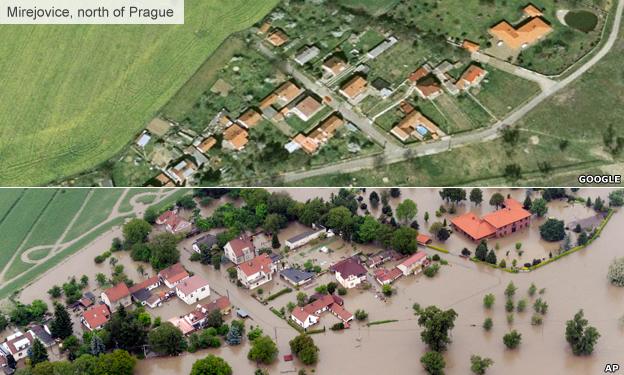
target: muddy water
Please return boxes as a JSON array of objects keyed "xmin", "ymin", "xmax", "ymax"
[{"xmin": 11, "ymin": 188, "xmax": 623, "ymax": 374}]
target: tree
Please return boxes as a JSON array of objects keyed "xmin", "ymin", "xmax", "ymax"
[
  {"xmin": 104, "ymin": 306, "xmax": 147, "ymax": 354},
  {"xmin": 416, "ymin": 305, "xmax": 458, "ymax": 352},
  {"xmin": 489, "ymin": 193, "xmax": 504, "ymax": 208},
  {"xmin": 206, "ymin": 309, "xmax": 224, "ymax": 328},
  {"xmin": 149, "ymin": 233, "xmax": 180, "ymax": 270},
  {"xmin": 190, "ymin": 354, "xmax": 232, "ymax": 375},
  {"xmin": 483, "ymin": 318, "xmax": 493, "ymax": 331},
  {"xmin": 539, "ymin": 219, "xmax": 565, "ymax": 241},
  {"xmin": 47, "ymin": 285, "xmax": 62, "ymax": 299},
  {"xmin": 271, "ymin": 232, "xmax": 280, "ymax": 249},
  {"xmin": 420, "ymin": 351, "xmax": 445, "ymax": 375},
  {"xmin": 389, "ymin": 188, "xmax": 401, "ymax": 198},
  {"xmin": 502, "ymin": 330, "xmax": 521, "ymax": 349},
  {"xmin": 0, "ymin": 313, "xmax": 8, "ymax": 331},
  {"xmin": 289, "ymin": 334, "xmax": 319, "ymax": 365},
  {"xmin": 50, "ymin": 303, "xmax": 73, "ymax": 340},
  {"xmin": 176, "ymin": 195, "xmax": 197, "ymax": 210},
  {"xmin": 485, "ymin": 250, "xmax": 497, "ymax": 265},
  {"xmin": 225, "ymin": 323, "xmax": 242, "ymax": 345},
  {"xmin": 609, "ymin": 189, "xmax": 624, "ymax": 207},
  {"xmin": 608, "ymin": 257, "xmax": 624, "ymax": 286},
  {"xmin": 469, "ymin": 188, "xmax": 483, "ymax": 206},
  {"xmin": 263, "ymin": 213, "xmax": 285, "ymax": 234},
  {"xmin": 470, "ymin": 355, "xmax": 493, "ymax": 374},
  {"xmin": 90, "ymin": 333, "xmax": 106, "ymax": 356},
  {"xmin": 437, "ymin": 227, "xmax": 450, "ymax": 242},
  {"xmin": 483, "ymin": 294, "xmax": 495, "ymax": 309},
  {"xmin": 565, "ymin": 309, "xmax": 600, "ymax": 355},
  {"xmin": 577, "ymin": 231, "xmax": 589, "ymax": 246},
  {"xmin": 475, "ymin": 241, "xmax": 488, "ymax": 261},
  {"xmin": 530, "ymin": 198, "xmax": 548, "ymax": 217},
  {"xmin": 326, "ymin": 206, "xmax": 354, "ymax": 240},
  {"xmin": 354, "ymin": 309, "xmax": 368, "ymax": 321},
  {"xmin": 594, "ymin": 197, "xmax": 605, "ymax": 212},
  {"xmin": 523, "ymin": 195, "xmax": 532, "ymax": 210},
  {"xmin": 357, "ymin": 215, "xmax": 382, "ymax": 243},
  {"xmin": 369, "ymin": 191, "xmax": 380, "ymax": 208},
  {"xmin": 62, "ymin": 335, "xmax": 81, "ymax": 360},
  {"xmin": 396, "ymin": 199, "xmax": 417, "ymax": 224},
  {"xmin": 148, "ymin": 322, "xmax": 186, "ymax": 356},
  {"xmin": 247, "ymin": 335, "xmax": 278, "ymax": 365},
  {"xmin": 122, "ymin": 219, "xmax": 152, "ymax": 245},
  {"xmin": 29, "ymin": 339, "xmax": 48, "ymax": 367},
  {"xmin": 391, "ymin": 227, "xmax": 418, "ymax": 255},
  {"xmin": 504, "ymin": 282, "xmax": 517, "ymax": 298}
]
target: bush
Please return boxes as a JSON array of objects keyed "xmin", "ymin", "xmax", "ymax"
[
  {"xmin": 354, "ymin": 309, "xmax": 368, "ymax": 321},
  {"xmin": 539, "ymin": 218, "xmax": 565, "ymax": 241},
  {"xmin": 483, "ymin": 318, "xmax": 493, "ymax": 331},
  {"xmin": 423, "ymin": 264, "xmax": 440, "ymax": 278},
  {"xmin": 432, "ymin": 254, "xmax": 441, "ymax": 261},
  {"xmin": 330, "ymin": 322, "xmax": 344, "ymax": 331},
  {"xmin": 483, "ymin": 294, "xmax": 495, "ymax": 309},
  {"xmin": 503, "ymin": 330, "xmax": 522, "ymax": 349},
  {"xmin": 607, "ymin": 257, "xmax": 624, "ymax": 286},
  {"xmin": 531, "ymin": 314, "xmax": 543, "ymax": 326},
  {"xmin": 421, "ymin": 351, "xmax": 445, "ymax": 375},
  {"xmin": 516, "ymin": 299, "xmax": 527, "ymax": 313},
  {"xmin": 337, "ymin": 287, "xmax": 347, "ymax": 296}
]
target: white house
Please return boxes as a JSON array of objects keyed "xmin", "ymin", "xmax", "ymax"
[
  {"xmin": 291, "ymin": 307, "xmax": 320, "ymax": 329},
  {"xmin": 237, "ymin": 254, "xmax": 277, "ymax": 289},
  {"xmin": 101, "ymin": 283, "xmax": 131, "ymax": 310},
  {"xmin": 285, "ymin": 228, "xmax": 327, "ymax": 250},
  {"xmin": 224, "ymin": 236, "xmax": 256, "ymax": 265},
  {"xmin": 81, "ymin": 304, "xmax": 111, "ymax": 331},
  {"xmin": 175, "ymin": 275, "xmax": 211, "ymax": 305},
  {"xmin": 156, "ymin": 210, "xmax": 192, "ymax": 235},
  {"xmin": 397, "ymin": 252, "xmax": 428, "ymax": 276},
  {"xmin": 332, "ymin": 258, "xmax": 367, "ymax": 289},
  {"xmin": 1, "ymin": 331, "xmax": 33, "ymax": 361},
  {"xmin": 158, "ymin": 263, "xmax": 190, "ymax": 288}
]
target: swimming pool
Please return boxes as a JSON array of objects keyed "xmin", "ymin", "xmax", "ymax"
[{"xmin": 416, "ymin": 125, "xmax": 429, "ymax": 136}]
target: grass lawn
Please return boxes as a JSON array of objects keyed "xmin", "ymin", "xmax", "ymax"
[
  {"xmin": 367, "ymin": 38, "xmax": 430, "ymax": 86},
  {"xmin": 26, "ymin": 248, "xmax": 52, "ymax": 262},
  {"xmin": 470, "ymin": 68, "xmax": 541, "ymax": 118},
  {"xmin": 454, "ymin": 94, "xmax": 496, "ymax": 129},
  {"xmin": 0, "ymin": 189, "xmax": 25, "ymax": 222},
  {"xmin": 285, "ymin": 107, "xmax": 333, "ymax": 134},
  {"xmin": 65, "ymin": 189, "xmax": 125, "ymax": 240},
  {"xmin": 0, "ymin": 0, "xmax": 279, "ymax": 186}
]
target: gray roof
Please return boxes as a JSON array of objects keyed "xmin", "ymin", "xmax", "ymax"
[
  {"xmin": 131, "ymin": 288, "xmax": 152, "ymax": 302},
  {"xmin": 194, "ymin": 234, "xmax": 218, "ymax": 248},
  {"xmin": 30, "ymin": 325, "xmax": 54, "ymax": 346},
  {"xmin": 280, "ymin": 268, "xmax": 315, "ymax": 283},
  {"xmin": 286, "ymin": 230, "xmax": 320, "ymax": 243}
]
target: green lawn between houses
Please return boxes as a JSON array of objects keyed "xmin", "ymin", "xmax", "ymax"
[{"xmin": 0, "ymin": 0, "xmax": 279, "ymax": 186}]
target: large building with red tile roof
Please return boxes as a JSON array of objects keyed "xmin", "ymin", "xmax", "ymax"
[
  {"xmin": 290, "ymin": 294, "xmax": 353, "ymax": 330},
  {"xmin": 451, "ymin": 198, "xmax": 531, "ymax": 241},
  {"xmin": 156, "ymin": 210, "xmax": 192, "ymax": 234},
  {"xmin": 158, "ymin": 263, "xmax": 190, "ymax": 288},
  {"xmin": 224, "ymin": 236, "xmax": 256, "ymax": 265},
  {"xmin": 236, "ymin": 253, "xmax": 277, "ymax": 289},
  {"xmin": 101, "ymin": 283, "xmax": 131, "ymax": 310},
  {"xmin": 489, "ymin": 5, "xmax": 552, "ymax": 50},
  {"xmin": 81, "ymin": 304, "xmax": 111, "ymax": 331}
]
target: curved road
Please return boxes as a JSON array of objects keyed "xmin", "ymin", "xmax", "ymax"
[{"xmin": 279, "ymin": 0, "xmax": 624, "ymax": 183}]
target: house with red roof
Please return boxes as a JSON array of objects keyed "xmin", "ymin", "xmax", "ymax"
[
  {"xmin": 175, "ymin": 275, "xmax": 210, "ymax": 304},
  {"xmin": 237, "ymin": 254, "xmax": 277, "ymax": 289},
  {"xmin": 451, "ymin": 198, "xmax": 531, "ymax": 241},
  {"xmin": 417, "ymin": 234, "xmax": 433, "ymax": 245},
  {"xmin": 397, "ymin": 252, "xmax": 429, "ymax": 276},
  {"xmin": 290, "ymin": 294, "xmax": 353, "ymax": 330},
  {"xmin": 224, "ymin": 236, "xmax": 257, "ymax": 265},
  {"xmin": 101, "ymin": 283, "xmax": 131, "ymax": 310},
  {"xmin": 158, "ymin": 263, "xmax": 190, "ymax": 288},
  {"xmin": 156, "ymin": 210, "xmax": 192, "ymax": 235},
  {"xmin": 455, "ymin": 64, "xmax": 487, "ymax": 91},
  {"xmin": 331, "ymin": 257, "xmax": 367, "ymax": 289},
  {"xmin": 182, "ymin": 297, "xmax": 232, "ymax": 330},
  {"xmin": 1, "ymin": 331, "xmax": 34, "ymax": 361},
  {"xmin": 374, "ymin": 267, "xmax": 403, "ymax": 285},
  {"xmin": 81, "ymin": 304, "xmax": 111, "ymax": 331}
]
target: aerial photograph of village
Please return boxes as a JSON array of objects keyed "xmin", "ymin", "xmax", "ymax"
[
  {"xmin": 0, "ymin": 187, "xmax": 623, "ymax": 374},
  {"xmin": 1, "ymin": 0, "xmax": 622, "ymax": 187}
]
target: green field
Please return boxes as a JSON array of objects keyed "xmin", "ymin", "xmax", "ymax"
[
  {"xmin": 470, "ymin": 68, "xmax": 541, "ymax": 118},
  {"xmin": 0, "ymin": 0, "xmax": 279, "ymax": 186},
  {"xmin": 337, "ymin": 0, "xmax": 400, "ymax": 16},
  {"xmin": 64, "ymin": 189, "xmax": 125, "ymax": 241}
]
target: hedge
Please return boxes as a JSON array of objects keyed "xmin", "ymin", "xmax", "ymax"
[
  {"xmin": 426, "ymin": 244, "xmax": 450, "ymax": 254},
  {"xmin": 266, "ymin": 287, "xmax": 292, "ymax": 301},
  {"xmin": 366, "ymin": 319, "xmax": 398, "ymax": 327}
]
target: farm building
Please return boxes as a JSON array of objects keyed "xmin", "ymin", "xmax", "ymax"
[{"xmin": 451, "ymin": 198, "xmax": 531, "ymax": 241}]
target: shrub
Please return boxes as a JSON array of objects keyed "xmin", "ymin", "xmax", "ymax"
[
  {"xmin": 354, "ymin": 309, "xmax": 368, "ymax": 321},
  {"xmin": 607, "ymin": 257, "xmax": 624, "ymax": 286},
  {"xmin": 516, "ymin": 299, "xmax": 527, "ymax": 313},
  {"xmin": 423, "ymin": 264, "xmax": 440, "ymax": 278},
  {"xmin": 505, "ymin": 299, "xmax": 514, "ymax": 312},
  {"xmin": 531, "ymin": 314, "xmax": 543, "ymax": 326},
  {"xmin": 483, "ymin": 294, "xmax": 495, "ymax": 309},
  {"xmin": 432, "ymin": 254, "xmax": 441, "ymax": 261},
  {"xmin": 503, "ymin": 330, "xmax": 522, "ymax": 349},
  {"xmin": 483, "ymin": 318, "xmax": 493, "ymax": 331}
]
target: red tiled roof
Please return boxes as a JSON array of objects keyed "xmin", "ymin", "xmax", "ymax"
[
  {"xmin": 103, "ymin": 283, "xmax": 130, "ymax": 302},
  {"xmin": 409, "ymin": 66, "xmax": 431, "ymax": 82},
  {"xmin": 203, "ymin": 296, "xmax": 231, "ymax": 313},
  {"xmin": 374, "ymin": 267, "xmax": 403, "ymax": 283},
  {"xmin": 329, "ymin": 302, "xmax": 353, "ymax": 322},
  {"xmin": 332, "ymin": 258, "xmax": 366, "ymax": 278},
  {"xmin": 158, "ymin": 263, "xmax": 189, "ymax": 284},
  {"xmin": 483, "ymin": 198, "xmax": 531, "ymax": 228},
  {"xmin": 238, "ymin": 254, "xmax": 273, "ymax": 277},
  {"xmin": 451, "ymin": 212, "xmax": 496, "ymax": 241},
  {"xmin": 303, "ymin": 294, "xmax": 334, "ymax": 314},
  {"xmin": 176, "ymin": 275, "xmax": 210, "ymax": 295},
  {"xmin": 417, "ymin": 234, "xmax": 432, "ymax": 245},
  {"xmin": 292, "ymin": 307, "xmax": 313, "ymax": 322},
  {"xmin": 129, "ymin": 275, "xmax": 159, "ymax": 294},
  {"xmin": 83, "ymin": 304, "xmax": 111, "ymax": 329},
  {"xmin": 4, "ymin": 331, "xmax": 34, "ymax": 355},
  {"xmin": 400, "ymin": 252, "xmax": 428, "ymax": 268},
  {"xmin": 227, "ymin": 237, "xmax": 255, "ymax": 257}
]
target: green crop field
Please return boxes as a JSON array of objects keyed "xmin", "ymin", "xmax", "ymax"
[
  {"xmin": 64, "ymin": 189, "xmax": 125, "ymax": 241},
  {"xmin": 0, "ymin": 0, "xmax": 279, "ymax": 186}
]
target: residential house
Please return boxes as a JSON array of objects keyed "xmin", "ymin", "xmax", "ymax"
[
  {"xmin": 451, "ymin": 198, "xmax": 531, "ymax": 241},
  {"xmin": 285, "ymin": 228, "xmax": 326, "ymax": 250},
  {"xmin": 291, "ymin": 294, "xmax": 353, "ymax": 330},
  {"xmin": 182, "ymin": 297, "xmax": 232, "ymax": 330},
  {"xmin": 192, "ymin": 233, "xmax": 218, "ymax": 253},
  {"xmin": 331, "ymin": 257, "xmax": 367, "ymax": 289},
  {"xmin": 489, "ymin": 5, "xmax": 552, "ymax": 50},
  {"xmin": 168, "ymin": 159, "xmax": 198, "ymax": 185},
  {"xmin": 308, "ymin": 115, "xmax": 344, "ymax": 145},
  {"xmin": 456, "ymin": 64, "xmax": 487, "ymax": 91},
  {"xmin": 397, "ymin": 252, "xmax": 429, "ymax": 276},
  {"xmin": 176, "ymin": 275, "xmax": 211, "ymax": 304},
  {"xmin": 156, "ymin": 210, "xmax": 192, "ymax": 235},
  {"xmin": 1, "ymin": 331, "xmax": 33, "ymax": 361},
  {"xmin": 366, "ymin": 36, "xmax": 398, "ymax": 59},
  {"xmin": 374, "ymin": 267, "xmax": 403, "ymax": 285},
  {"xmin": 291, "ymin": 96, "xmax": 323, "ymax": 122},
  {"xmin": 27, "ymin": 325, "xmax": 54, "ymax": 348},
  {"xmin": 101, "ymin": 283, "xmax": 131, "ymax": 310},
  {"xmin": 136, "ymin": 131, "xmax": 151, "ymax": 148},
  {"xmin": 294, "ymin": 45, "xmax": 321, "ymax": 66},
  {"xmin": 158, "ymin": 263, "xmax": 190, "ymax": 288},
  {"xmin": 195, "ymin": 137, "xmax": 217, "ymax": 154},
  {"xmin": 322, "ymin": 56, "xmax": 347, "ymax": 77},
  {"xmin": 238, "ymin": 108, "xmax": 263, "ymax": 129},
  {"xmin": 168, "ymin": 317, "xmax": 195, "ymax": 336},
  {"xmin": 222, "ymin": 124, "xmax": 249, "ymax": 151},
  {"xmin": 417, "ymin": 234, "xmax": 433, "ymax": 246},
  {"xmin": 267, "ymin": 29, "xmax": 289, "ymax": 47},
  {"xmin": 237, "ymin": 254, "xmax": 277, "ymax": 289},
  {"xmin": 280, "ymin": 268, "xmax": 315, "ymax": 286},
  {"xmin": 274, "ymin": 81, "xmax": 303, "ymax": 106},
  {"xmin": 81, "ymin": 304, "xmax": 111, "ymax": 331},
  {"xmin": 224, "ymin": 236, "xmax": 256, "ymax": 265},
  {"xmin": 339, "ymin": 75, "xmax": 368, "ymax": 101},
  {"xmin": 391, "ymin": 111, "xmax": 444, "ymax": 142},
  {"xmin": 129, "ymin": 276, "xmax": 161, "ymax": 306},
  {"xmin": 462, "ymin": 39, "xmax": 480, "ymax": 53}
]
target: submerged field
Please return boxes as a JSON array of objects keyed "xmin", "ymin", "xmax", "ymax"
[{"xmin": 0, "ymin": 0, "xmax": 278, "ymax": 186}]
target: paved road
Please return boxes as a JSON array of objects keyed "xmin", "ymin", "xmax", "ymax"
[
  {"xmin": 279, "ymin": 0, "xmax": 624, "ymax": 183},
  {"xmin": 471, "ymin": 52, "xmax": 556, "ymax": 91}
]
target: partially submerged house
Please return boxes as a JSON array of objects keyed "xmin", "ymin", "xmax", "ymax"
[
  {"xmin": 192, "ymin": 234, "xmax": 219, "ymax": 253},
  {"xmin": 101, "ymin": 283, "xmax": 131, "ymax": 310},
  {"xmin": 397, "ymin": 252, "xmax": 429, "ymax": 276},
  {"xmin": 237, "ymin": 253, "xmax": 277, "ymax": 289},
  {"xmin": 1, "ymin": 331, "xmax": 33, "ymax": 361},
  {"xmin": 156, "ymin": 210, "xmax": 192, "ymax": 235},
  {"xmin": 224, "ymin": 236, "xmax": 257, "ymax": 265},
  {"xmin": 291, "ymin": 294, "xmax": 353, "ymax": 330},
  {"xmin": 451, "ymin": 198, "xmax": 531, "ymax": 241},
  {"xmin": 175, "ymin": 275, "xmax": 211, "ymax": 305},
  {"xmin": 81, "ymin": 304, "xmax": 111, "ymax": 331},
  {"xmin": 158, "ymin": 263, "xmax": 190, "ymax": 288},
  {"xmin": 285, "ymin": 227, "xmax": 326, "ymax": 250},
  {"xmin": 331, "ymin": 257, "xmax": 367, "ymax": 289},
  {"xmin": 280, "ymin": 268, "xmax": 315, "ymax": 286}
]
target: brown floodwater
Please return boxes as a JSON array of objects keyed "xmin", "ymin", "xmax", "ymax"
[{"xmin": 8, "ymin": 188, "xmax": 623, "ymax": 374}]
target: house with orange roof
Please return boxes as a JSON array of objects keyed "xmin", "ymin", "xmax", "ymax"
[
  {"xmin": 489, "ymin": 5, "xmax": 552, "ymax": 50},
  {"xmin": 238, "ymin": 108, "xmax": 263, "ymax": 128},
  {"xmin": 289, "ymin": 134, "xmax": 319, "ymax": 155},
  {"xmin": 236, "ymin": 253, "xmax": 277, "ymax": 289},
  {"xmin": 290, "ymin": 294, "xmax": 353, "ymax": 330},
  {"xmin": 196, "ymin": 137, "xmax": 217, "ymax": 154},
  {"xmin": 158, "ymin": 263, "xmax": 190, "ymax": 288},
  {"xmin": 462, "ymin": 39, "xmax": 480, "ymax": 53},
  {"xmin": 291, "ymin": 95, "xmax": 323, "ymax": 121},
  {"xmin": 81, "ymin": 304, "xmax": 111, "ymax": 331},
  {"xmin": 222, "ymin": 124, "xmax": 249, "ymax": 151},
  {"xmin": 339, "ymin": 75, "xmax": 368, "ymax": 101},
  {"xmin": 455, "ymin": 64, "xmax": 488, "ymax": 91},
  {"xmin": 417, "ymin": 234, "xmax": 433, "ymax": 245},
  {"xmin": 224, "ymin": 236, "xmax": 256, "ymax": 264},
  {"xmin": 451, "ymin": 198, "xmax": 531, "ymax": 241},
  {"xmin": 374, "ymin": 267, "xmax": 403, "ymax": 285},
  {"xmin": 156, "ymin": 210, "xmax": 192, "ymax": 234},
  {"xmin": 275, "ymin": 81, "xmax": 303, "ymax": 105},
  {"xmin": 267, "ymin": 29, "xmax": 289, "ymax": 47},
  {"xmin": 257, "ymin": 21, "xmax": 271, "ymax": 34},
  {"xmin": 391, "ymin": 111, "xmax": 444, "ymax": 142},
  {"xmin": 309, "ymin": 114, "xmax": 344, "ymax": 143},
  {"xmin": 322, "ymin": 56, "xmax": 347, "ymax": 77},
  {"xmin": 101, "ymin": 283, "xmax": 131, "ymax": 310}
]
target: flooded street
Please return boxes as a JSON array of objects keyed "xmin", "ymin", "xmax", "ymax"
[{"xmin": 8, "ymin": 188, "xmax": 623, "ymax": 374}]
